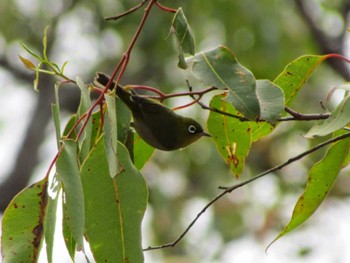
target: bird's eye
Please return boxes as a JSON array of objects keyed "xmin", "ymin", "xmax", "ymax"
[{"xmin": 188, "ymin": 125, "xmax": 197, "ymax": 134}]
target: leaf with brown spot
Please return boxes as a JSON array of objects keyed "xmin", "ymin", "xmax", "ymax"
[
  {"xmin": 207, "ymin": 94, "xmax": 252, "ymax": 177},
  {"xmin": 1, "ymin": 178, "xmax": 48, "ymax": 263},
  {"xmin": 268, "ymin": 132, "xmax": 350, "ymax": 249}
]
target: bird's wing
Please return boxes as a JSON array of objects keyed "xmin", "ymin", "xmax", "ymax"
[{"xmin": 131, "ymin": 95, "xmax": 174, "ymax": 115}]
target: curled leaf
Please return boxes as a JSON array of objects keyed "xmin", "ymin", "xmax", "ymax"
[
  {"xmin": 171, "ymin": 8, "xmax": 195, "ymax": 69},
  {"xmin": 305, "ymin": 95, "xmax": 350, "ymax": 138}
]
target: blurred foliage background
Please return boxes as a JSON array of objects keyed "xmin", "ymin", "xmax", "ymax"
[{"xmin": 1, "ymin": 0, "xmax": 350, "ymax": 262}]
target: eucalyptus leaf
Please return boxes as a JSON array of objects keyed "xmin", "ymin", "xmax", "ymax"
[
  {"xmin": 207, "ymin": 94, "xmax": 252, "ymax": 176},
  {"xmin": 43, "ymin": 181, "xmax": 60, "ymax": 263},
  {"xmin": 116, "ymin": 95, "xmax": 132, "ymax": 144},
  {"xmin": 305, "ymin": 95, "xmax": 350, "ymax": 138},
  {"xmin": 51, "ymin": 82, "xmax": 61, "ymax": 148},
  {"xmin": 190, "ymin": 45, "xmax": 260, "ymax": 120},
  {"xmin": 268, "ymin": 133, "xmax": 350, "ymax": 248},
  {"xmin": 82, "ymin": 136, "xmax": 148, "ymax": 263},
  {"xmin": 274, "ymin": 55, "xmax": 325, "ymax": 106},
  {"xmin": 62, "ymin": 199, "xmax": 76, "ymax": 260},
  {"xmin": 256, "ymin": 79, "xmax": 284, "ymax": 124},
  {"xmin": 56, "ymin": 139, "xmax": 85, "ymax": 251},
  {"xmin": 104, "ymin": 92, "xmax": 121, "ymax": 178},
  {"xmin": 133, "ymin": 133, "xmax": 155, "ymax": 170},
  {"xmin": 1, "ymin": 178, "xmax": 48, "ymax": 263},
  {"xmin": 76, "ymin": 77, "xmax": 93, "ymax": 161},
  {"xmin": 172, "ymin": 7, "xmax": 195, "ymax": 69}
]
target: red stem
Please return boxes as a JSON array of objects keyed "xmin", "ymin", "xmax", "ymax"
[
  {"xmin": 324, "ymin": 53, "xmax": 350, "ymax": 64},
  {"xmin": 75, "ymin": 0, "xmax": 157, "ymax": 141},
  {"xmin": 155, "ymin": 1, "xmax": 177, "ymax": 13},
  {"xmin": 128, "ymin": 85, "xmax": 166, "ymax": 97},
  {"xmin": 105, "ymin": 0, "xmax": 148, "ymax": 21}
]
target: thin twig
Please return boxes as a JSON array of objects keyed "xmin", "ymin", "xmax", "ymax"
[
  {"xmin": 196, "ymin": 102, "xmax": 331, "ymax": 122},
  {"xmin": 285, "ymin": 106, "xmax": 330, "ymax": 120},
  {"xmin": 155, "ymin": 1, "xmax": 177, "ymax": 13},
  {"xmin": 105, "ymin": 0, "xmax": 148, "ymax": 21},
  {"xmin": 75, "ymin": 0, "xmax": 158, "ymax": 141},
  {"xmin": 144, "ymin": 131, "xmax": 350, "ymax": 251}
]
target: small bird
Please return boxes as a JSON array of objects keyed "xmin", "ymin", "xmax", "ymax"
[{"xmin": 95, "ymin": 73, "xmax": 210, "ymax": 151}]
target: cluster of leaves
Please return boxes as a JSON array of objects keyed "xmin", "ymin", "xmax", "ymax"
[{"xmin": 2, "ymin": 2, "xmax": 350, "ymax": 263}]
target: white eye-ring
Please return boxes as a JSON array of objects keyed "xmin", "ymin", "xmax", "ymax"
[{"xmin": 188, "ymin": 125, "xmax": 197, "ymax": 134}]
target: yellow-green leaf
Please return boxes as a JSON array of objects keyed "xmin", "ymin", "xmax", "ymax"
[
  {"xmin": 207, "ymin": 94, "xmax": 252, "ymax": 176},
  {"xmin": 268, "ymin": 134, "xmax": 350, "ymax": 248},
  {"xmin": 1, "ymin": 178, "xmax": 48, "ymax": 263},
  {"xmin": 274, "ymin": 55, "xmax": 326, "ymax": 106},
  {"xmin": 18, "ymin": 55, "xmax": 36, "ymax": 70}
]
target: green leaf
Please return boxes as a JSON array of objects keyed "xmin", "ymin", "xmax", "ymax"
[
  {"xmin": 19, "ymin": 41, "xmax": 41, "ymax": 61},
  {"xmin": 251, "ymin": 55, "xmax": 328, "ymax": 141},
  {"xmin": 274, "ymin": 55, "xmax": 326, "ymax": 106},
  {"xmin": 42, "ymin": 26, "xmax": 50, "ymax": 61},
  {"xmin": 133, "ymin": 133, "xmax": 155, "ymax": 170},
  {"xmin": 268, "ymin": 134, "xmax": 350, "ymax": 248},
  {"xmin": 82, "ymin": 136, "xmax": 148, "ymax": 263},
  {"xmin": 190, "ymin": 45, "xmax": 260, "ymax": 120},
  {"xmin": 43, "ymin": 181, "xmax": 60, "ymax": 263},
  {"xmin": 63, "ymin": 115, "xmax": 78, "ymax": 138},
  {"xmin": 56, "ymin": 139, "xmax": 85, "ymax": 251},
  {"xmin": 305, "ymin": 95, "xmax": 350, "ymax": 138},
  {"xmin": 116, "ymin": 96, "xmax": 132, "ymax": 144},
  {"xmin": 77, "ymin": 77, "xmax": 91, "ymax": 117},
  {"xmin": 208, "ymin": 94, "xmax": 252, "ymax": 176},
  {"xmin": 256, "ymin": 79, "xmax": 284, "ymax": 124},
  {"xmin": 1, "ymin": 178, "xmax": 48, "ymax": 263},
  {"xmin": 172, "ymin": 7, "xmax": 195, "ymax": 69},
  {"xmin": 90, "ymin": 110, "xmax": 103, "ymax": 146},
  {"xmin": 62, "ymin": 199, "xmax": 76, "ymax": 260},
  {"xmin": 61, "ymin": 60, "xmax": 69, "ymax": 73},
  {"xmin": 250, "ymin": 122, "xmax": 274, "ymax": 142},
  {"xmin": 104, "ymin": 92, "xmax": 121, "ymax": 178},
  {"xmin": 177, "ymin": 52, "xmax": 187, "ymax": 69},
  {"xmin": 76, "ymin": 77, "xmax": 92, "ymax": 161},
  {"xmin": 51, "ymin": 82, "xmax": 61, "ymax": 148}
]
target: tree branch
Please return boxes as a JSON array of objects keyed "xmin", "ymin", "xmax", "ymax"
[
  {"xmin": 144, "ymin": 131, "xmax": 350, "ymax": 251},
  {"xmin": 294, "ymin": 0, "xmax": 350, "ymax": 80}
]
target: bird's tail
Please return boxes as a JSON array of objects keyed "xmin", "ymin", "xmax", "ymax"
[{"xmin": 94, "ymin": 72, "xmax": 136, "ymax": 111}]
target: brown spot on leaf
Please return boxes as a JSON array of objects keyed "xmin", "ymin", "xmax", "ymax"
[
  {"xmin": 226, "ymin": 143, "xmax": 239, "ymax": 168},
  {"xmin": 32, "ymin": 224, "xmax": 43, "ymax": 248}
]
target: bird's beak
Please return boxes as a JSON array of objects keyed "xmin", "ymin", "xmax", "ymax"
[{"xmin": 200, "ymin": 131, "xmax": 211, "ymax": 137}]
